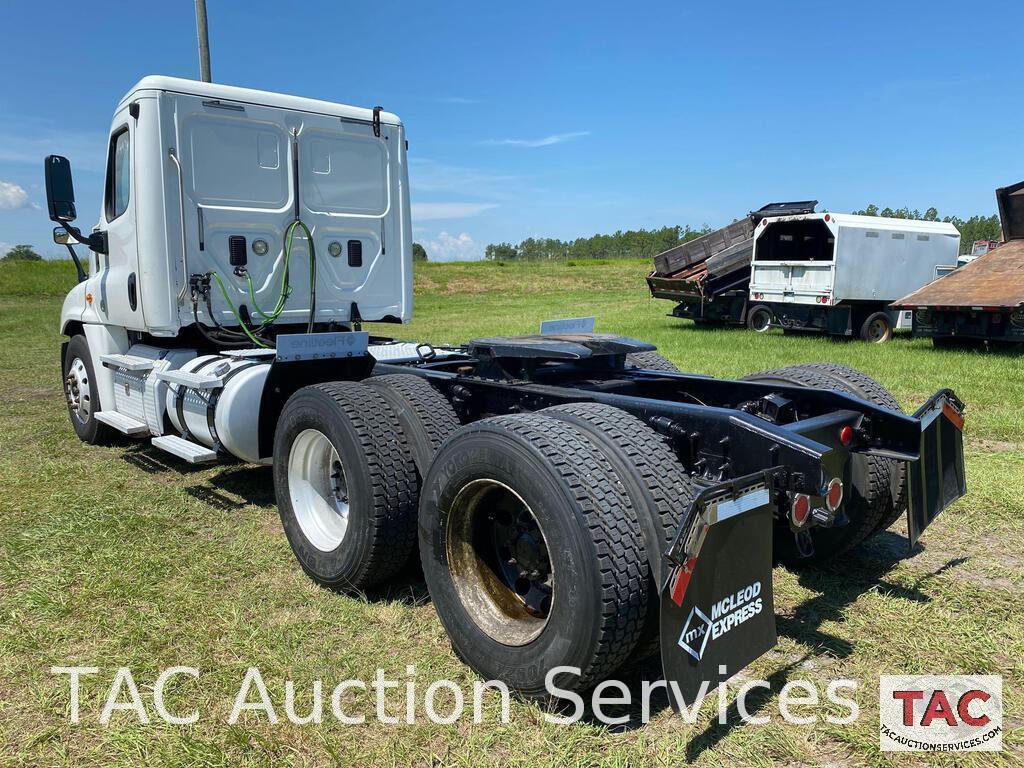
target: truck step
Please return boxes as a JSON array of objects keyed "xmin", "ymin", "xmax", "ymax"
[
  {"xmin": 99, "ymin": 353, "xmax": 155, "ymax": 372},
  {"xmin": 154, "ymin": 369, "xmax": 224, "ymax": 390},
  {"xmin": 94, "ymin": 411, "xmax": 150, "ymax": 436},
  {"xmin": 151, "ymin": 435, "xmax": 218, "ymax": 463}
]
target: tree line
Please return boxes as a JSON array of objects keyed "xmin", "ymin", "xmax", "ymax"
[
  {"xmin": 483, "ymin": 225, "xmax": 710, "ymax": 262},
  {"xmin": 480, "ymin": 206, "xmax": 1002, "ymax": 262}
]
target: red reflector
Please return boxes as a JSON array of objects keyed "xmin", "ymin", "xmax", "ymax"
[
  {"xmin": 670, "ymin": 557, "xmax": 697, "ymax": 606},
  {"xmin": 824, "ymin": 213, "xmax": 831, "ymax": 222},
  {"xmin": 826, "ymin": 479, "xmax": 843, "ymax": 511},
  {"xmin": 791, "ymin": 494, "xmax": 810, "ymax": 526},
  {"xmin": 839, "ymin": 425, "xmax": 854, "ymax": 446}
]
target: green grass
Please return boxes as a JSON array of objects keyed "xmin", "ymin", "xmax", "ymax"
[{"xmin": 1, "ymin": 259, "xmax": 1022, "ymax": 766}]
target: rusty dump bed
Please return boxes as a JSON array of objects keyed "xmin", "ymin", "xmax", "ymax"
[{"xmin": 895, "ymin": 240, "xmax": 1024, "ymax": 309}]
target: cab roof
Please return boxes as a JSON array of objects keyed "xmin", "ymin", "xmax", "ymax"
[{"xmin": 118, "ymin": 76, "xmax": 402, "ymax": 126}]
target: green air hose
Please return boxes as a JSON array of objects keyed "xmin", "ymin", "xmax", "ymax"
[{"xmin": 209, "ymin": 219, "xmax": 317, "ymax": 347}]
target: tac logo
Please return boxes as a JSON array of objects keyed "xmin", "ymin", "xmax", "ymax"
[
  {"xmin": 677, "ymin": 606, "xmax": 712, "ymax": 661},
  {"xmin": 879, "ymin": 675, "xmax": 1002, "ymax": 752}
]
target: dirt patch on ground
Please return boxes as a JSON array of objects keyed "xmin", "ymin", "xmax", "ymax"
[
  {"xmin": 861, "ymin": 520, "xmax": 1024, "ymax": 594},
  {"xmin": 968, "ymin": 438, "xmax": 1024, "ymax": 453},
  {"xmin": 443, "ymin": 277, "xmax": 493, "ymax": 295},
  {"xmin": 2, "ymin": 385, "xmax": 57, "ymax": 403}
]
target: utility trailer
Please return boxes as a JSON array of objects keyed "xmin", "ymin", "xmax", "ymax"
[
  {"xmin": 49, "ymin": 77, "xmax": 967, "ymax": 706},
  {"xmin": 646, "ymin": 202, "xmax": 816, "ymax": 328},
  {"xmin": 894, "ymin": 181, "xmax": 1024, "ymax": 347},
  {"xmin": 748, "ymin": 213, "xmax": 961, "ymax": 342}
]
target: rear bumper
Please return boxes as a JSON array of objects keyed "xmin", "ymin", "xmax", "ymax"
[{"xmin": 658, "ymin": 390, "xmax": 966, "ymax": 707}]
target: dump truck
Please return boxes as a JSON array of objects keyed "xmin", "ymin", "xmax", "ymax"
[
  {"xmin": 646, "ymin": 202, "xmax": 816, "ymax": 328},
  {"xmin": 48, "ymin": 76, "xmax": 966, "ymax": 706},
  {"xmin": 748, "ymin": 212, "xmax": 961, "ymax": 342},
  {"xmin": 895, "ymin": 181, "xmax": 1024, "ymax": 346}
]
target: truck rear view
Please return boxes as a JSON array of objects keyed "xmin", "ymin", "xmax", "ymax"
[{"xmin": 749, "ymin": 213, "xmax": 960, "ymax": 341}]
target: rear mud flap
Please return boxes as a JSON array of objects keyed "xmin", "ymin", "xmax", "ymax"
[
  {"xmin": 907, "ymin": 390, "xmax": 967, "ymax": 547},
  {"xmin": 660, "ymin": 477, "xmax": 778, "ymax": 710}
]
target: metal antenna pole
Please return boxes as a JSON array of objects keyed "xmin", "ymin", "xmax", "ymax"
[{"xmin": 195, "ymin": 0, "xmax": 212, "ymax": 82}]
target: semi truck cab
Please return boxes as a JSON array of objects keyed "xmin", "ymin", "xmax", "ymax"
[{"xmin": 56, "ymin": 76, "xmax": 412, "ymax": 341}]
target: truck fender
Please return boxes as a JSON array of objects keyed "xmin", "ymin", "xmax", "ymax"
[
  {"xmin": 256, "ymin": 355, "xmax": 375, "ymax": 460},
  {"xmin": 79, "ymin": 324, "xmax": 130, "ymax": 421}
]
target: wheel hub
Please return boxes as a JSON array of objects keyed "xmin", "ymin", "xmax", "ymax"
[
  {"xmin": 287, "ymin": 429, "xmax": 350, "ymax": 552},
  {"xmin": 64, "ymin": 357, "xmax": 92, "ymax": 423},
  {"xmin": 446, "ymin": 479, "xmax": 555, "ymax": 645}
]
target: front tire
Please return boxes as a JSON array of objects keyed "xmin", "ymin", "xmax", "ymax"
[
  {"xmin": 273, "ymin": 382, "xmax": 419, "ymax": 591},
  {"xmin": 63, "ymin": 334, "xmax": 113, "ymax": 445}
]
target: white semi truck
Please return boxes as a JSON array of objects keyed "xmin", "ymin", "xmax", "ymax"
[
  {"xmin": 747, "ymin": 212, "xmax": 961, "ymax": 342},
  {"xmin": 48, "ymin": 77, "xmax": 966, "ymax": 704}
]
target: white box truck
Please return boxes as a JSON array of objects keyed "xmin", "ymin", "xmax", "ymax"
[{"xmin": 746, "ymin": 213, "xmax": 960, "ymax": 341}]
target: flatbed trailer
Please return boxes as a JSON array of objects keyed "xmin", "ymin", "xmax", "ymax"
[
  {"xmin": 47, "ymin": 77, "xmax": 967, "ymax": 707},
  {"xmin": 895, "ymin": 181, "xmax": 1024, "ymax": 346}
]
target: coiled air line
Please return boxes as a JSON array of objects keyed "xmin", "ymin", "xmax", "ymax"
[{"xmin": 200, "ymin": 128, "xmax": 317, "ymax": 348}]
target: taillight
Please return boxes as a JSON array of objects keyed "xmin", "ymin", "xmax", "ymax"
[
  {"xmin": 839, "ymin": 425, "xmax": 854, "ymax": 446},
  {"xmin": 825, "ymin": 479, "xmax": 844, "ymax": 511},
  {"xmin": 824, "ymin": 213, "xmax": 831, "ymax": 222},
  {"xmin": 791, "ymin": 494, "xmax": 811, "ymax": 526}
]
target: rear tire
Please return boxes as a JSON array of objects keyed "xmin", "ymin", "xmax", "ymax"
[
  {"xmin": 626, "ymin": 351, "xmax": 679, "ymax": 372},
  {"xmin": 364, "ymin": 374, "xmax": 461, "ymax": 475},
  {"xmin": 419, "ymin": 413, "xmax": 648, "ymax": 695},
  {"xmin": 63, "ymin": 334, "xmax": 114, "ymax": 445},
  {"xmin": 742, "ymin": 365, "xmax": 897, "ymax": 562},
  {"xmin": 542, "ymin": 402, "xmax": 696, "ymax": 663},
  {"xmin": 859, "ymin": 311, "xmax": 892, "ymax": 343},
  {"xmin": 796, "ymin": 363, "xmax": 907, "ymax": 535},
  {"xmin": 273, "ymin": 382, "xmax": 419, "ymax": 591},
  {"xmin": 747, "ymin": 304, "xmax": 773, "ymax": 333}
]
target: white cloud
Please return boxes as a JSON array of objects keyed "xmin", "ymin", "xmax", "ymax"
[
  {"xmin": 412, "ymin": 202, "xmax": 498, "ymax": 221},
  {"xmin": 424, "ymin": 231, "xmax": 480, "ymax": 262},
  {"xmin": 0, "ymin": 181, "xmax": 37, "ymax": 210},
  {"xmin": 481, "ymin": 131, "xmax": 589, "ymax": 148}
]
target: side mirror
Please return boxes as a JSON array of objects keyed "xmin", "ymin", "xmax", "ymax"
[
  {"xmin": 53, "ymin": 226, "xmax": 82, "ymax": 246},
  {"xmin": 44, "ymin": 155, "xmax": 77, "ymax": 222}
]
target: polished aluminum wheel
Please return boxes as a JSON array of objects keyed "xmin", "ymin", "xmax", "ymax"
[
  {"xmin": 287, "ymin": 429, "xmax": 350, "ymax": 551},
  {"xmin": 64, "ymin": 357, "xmax": 93, "ymax": 423}
]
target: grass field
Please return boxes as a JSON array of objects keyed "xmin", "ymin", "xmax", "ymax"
[{"xmin": 1, "ymin": 258, "xmax": 1022, "ymax": 767}]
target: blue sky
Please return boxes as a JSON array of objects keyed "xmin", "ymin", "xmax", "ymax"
[{"xmin": 2, "ymin": 0, "xmax": 1021, "ymax": 260}]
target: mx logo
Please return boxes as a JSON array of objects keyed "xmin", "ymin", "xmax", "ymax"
[{"xmin": 678, "ymin": 605, "xmax": 712, "ymax": 660}]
